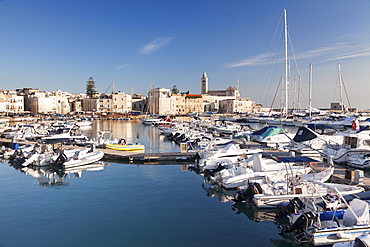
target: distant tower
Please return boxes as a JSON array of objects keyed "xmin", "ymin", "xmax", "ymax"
[{"xmin": 201, "ymin": 71, "xmax": 208, "ymax": 94}]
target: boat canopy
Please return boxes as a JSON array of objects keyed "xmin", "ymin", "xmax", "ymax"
[
  {"xmin": 251, "ymin": 126, "xmax": 277, "ymax": 136},
  {"xmin": 274, "ymin": 156, "xmax": 318, "ymax": 163},
  {"xmin": 293, "ymin": 126, "xmax": 318, "ymax": 142},
  {"xmin": 260, "ymin": 127, "xmax": 287, "ymax": 138},
  {"xmin": 307, "ymin": 124, "xmax": 337, "ymax": 134}
]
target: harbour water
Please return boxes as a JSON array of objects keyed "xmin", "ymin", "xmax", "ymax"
[{"xmin": 0, "ymin": 120, "xmax": 304, "ymax": 247}]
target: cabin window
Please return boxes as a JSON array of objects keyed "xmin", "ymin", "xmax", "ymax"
[
  {"xmin": 350, "ymin": 137, "xmax": 357, "ymax": 148},
  {"xmin": 363, "ymin": 140, "xmax": 370, "ymax": 147}
]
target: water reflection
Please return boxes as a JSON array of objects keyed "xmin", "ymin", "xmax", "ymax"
[
  {"xmin": 77, "ymin": 120, "xmax": 179, "ymax": 153},
  {"xmin": 202, "ymin": 182, "xmax": 237, "ymax": 203},
  {"xmin": 8, "ymin": 161, "xmax": 109, "ymax": 187},
  {"xmin": 200, "ymin": 180, "xmax": 308, "ymax": 246},
  {"xmin": 231, "ymin": 202, "xmax": 277, "ymax": 222}
]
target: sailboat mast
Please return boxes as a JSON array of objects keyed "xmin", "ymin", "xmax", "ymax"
[
  {"xmin": 338, "ymin": 63, "xmax": 344, "ymax": 113},
  {"xmin": 284, "ymin": 9, "xmax": 289, "ymax": 115},
  {"xmin": 111, "ymin": 81, "xmax": 115, "ymax": 112},
  {"xmin": 309, "ymin": 63, "xmax": 313, "ymax": 119}
]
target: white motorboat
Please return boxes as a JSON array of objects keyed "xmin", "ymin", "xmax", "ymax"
[
  {"xmin": 197, "ymin": 141, "xmax": 263, "ymax": 166},
  {"xmin": 285, "ymin": 125, "xmax": 343, "ymax": 155},
  {"xmin": 214, "ymin": 121, "xmax": 247, "ymax": 135},
  {"xmin": 280, "ymin": 196, "xmax": 370, "ymax": 246},
  {"xmin": 41, "ymin": 127, "xmax": 88, "ymax": 143},
  {"xmin": 74, "ymin": 120, "xmax": 93, "ymax": 127},
  {"xmin": 234, "ymin": 163, "xmax": 361, "ymax": 208},
  {"xmin": 346, "ymin": 153, "xmax": 370, "ymax": 169},
  {"xmin": 321, "ymin": 128, "xmax": 370, "ymax": 163},
  {"xmin": 254, "ymin": 126, "xmax": 295, "ymax": 147},
  {"xmin": 40, "ymin": 146, "xmax": 104, "ymax": 168},
  {"xmin": 208, "ymin": 153, "xmax": 314, "ymax": 189}
]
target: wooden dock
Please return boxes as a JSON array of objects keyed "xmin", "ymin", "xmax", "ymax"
[{"xmin": 102, "ymin": 149, "xmax": 198, "ymax": 164}]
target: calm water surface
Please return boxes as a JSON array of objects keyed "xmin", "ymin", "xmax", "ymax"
[{"xmin": 0, "ymin": 120, "xmax": 304, "ymax": 247}]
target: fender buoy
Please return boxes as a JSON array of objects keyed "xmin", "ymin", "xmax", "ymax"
[{"xmin": 352, "ymin": 121, "xmax": 357, "ymax": 130}]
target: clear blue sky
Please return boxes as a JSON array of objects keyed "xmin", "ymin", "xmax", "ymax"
[{"xmin": 0, "ymin": 0, "xmax": 369, "ymax": 110}]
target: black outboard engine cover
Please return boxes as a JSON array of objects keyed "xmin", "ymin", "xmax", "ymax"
[
  {"xmin": 276, "ymin": 197, "xmax": 304, "ymax": 218},
  {"xmin": 279, "ymin": 211, "xmax": 316, "ymax": 235},
  {"xmin": 170, "ymin": 132, "xmax": 180, "ymax": 141},
  {"xmin": 203, "ymin": 164, "xmax": 226, "ymax": 180},
  {"xmin": 54, "ymin": 152, "xmax": 68, "ymax": 166},
  {"xmin": 233, "ymin": 183, "xmax": 263, "ymax": 202}
]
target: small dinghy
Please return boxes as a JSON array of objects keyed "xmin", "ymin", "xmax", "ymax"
[{"xmin": 104, "ymin": 143, "xmax": 145, "ymax": 151}]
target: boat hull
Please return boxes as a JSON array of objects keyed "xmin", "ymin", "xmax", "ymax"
[{"xmin": 104, "ymin": 143, "xmax": 145, "ymax": 151}]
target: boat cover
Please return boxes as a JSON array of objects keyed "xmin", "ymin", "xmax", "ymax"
[
  {"xmin": 343, "ymin": 198, "xmax": 369, "ymax": 226},
  {"xmin": 250, "ymin": 126, "xmax": 277, "ymax": 136},
  {"xmin": 42, "ymin": 138, "xmax": 72, "ymax": 144},
  {"xmin": 307, "ymin": 124, "xmax": 336, "ymax": 134},
  {"xmin": 293, "ymin": 127, "xmax": 318, "ymax": 142},
  {"xmin": 274, "ymin": 156, "xmax": 318, "ymax": 163},
  {"xmin": 260, "ymin": 127, "xmax": 286, "ymax": 138}
]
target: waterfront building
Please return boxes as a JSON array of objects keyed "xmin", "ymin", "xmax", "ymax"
[
  {"xmin": 68, "ymin": 93, "xmax": 86, "ymax": 113},
  {"xmin": 146, "ymin": 71, "xmax": 258, "ymax": 115},
  {"xmin": 82, "ymin": 91, "xmax": 132, "ymax": 114},
  {"xmin": 0, "ymin": 90, "xmax": 24, "ymax": 113},
  {"xmin": 219, "ymin": 97, "xmax": 255, "ymax": 113},
  {"xmin": 131, "ymin": 94, "xmax": 146, "ymax": 113},
  {"xmin": 26, "ymin": 90, "xmax": 70, "ymax": 114},
  {"xmin": 147, "ymin": 88, "xmax": 172, "ymax": 115}
]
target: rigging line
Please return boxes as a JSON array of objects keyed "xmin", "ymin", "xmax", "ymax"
[
  {"xmin": 257, "ymin": 11, "xmax": 284, "ymax": 104},
  {"xmin": 288, "ymin": 32, "xmax": 307, "ymax": 109},
  {"xmin": 341, "ymin": 75, "xmax": 352, "ymax": 109},
  {"xmin": 259, "ymin": 24, "xmax": 284, "ymax": 106},
  {"xmin": 269, "ymin": 76, "xmax": 283, "ymax": 114},
  {"xmin": 260, "ymin": 43, "xmax": 282, "ymax": 105}
]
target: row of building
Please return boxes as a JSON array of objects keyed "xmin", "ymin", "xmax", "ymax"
[{"xmin": 0, "ymin": 72, "xmax": 261, "ymax": 116}]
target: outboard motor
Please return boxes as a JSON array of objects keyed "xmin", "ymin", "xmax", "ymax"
[
  {"xmin": 203, "ymin": 163, "xmax": 226, "ymax": 179},
  {"xmin": 89, "ymin": 144, "xmax": 96, "ymax": 153},
  {"xmin": 190, "ymin": 138, "xmax": 200, "ymax": 150},
  {"xmin": 175, "ymin": 133, "xmax": 184, "ymax": 141},
  {"xmin": 169, "ymin": 132, "xmax": 180, "ymax": 141},
  {"xmin": 188, "ymin": 166, "xmax": 201, "ymax": 174},
  {"xmin": 233, "ymin": 183, "xmax": 263, "ymax": 202},
  {"xmin": 279, "ymin": 211, "xmax": 316, "ymax": 235},
  {"xmin": 276, "ymin": 197, "xmax": 304, "ymax": 218},
  {"xmin": 54, "ymin": 151, "xmax": 68, "ymax": 166}
]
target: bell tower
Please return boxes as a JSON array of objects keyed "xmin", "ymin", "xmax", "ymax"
[{"xmin": 201, "ymin": 71, "xmax": 208, "ymax": 94}]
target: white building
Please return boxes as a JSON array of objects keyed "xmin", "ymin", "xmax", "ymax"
[
  {"xmin": 82, "ymin": 91, "xmax": 132, "ymax": 113},
  {"xmin": 219, "ymin": 97, "xmax": 255, "ymax": 113},
  {"xmin": 147, "ymin": 88, "xmax": 172, "ymax": 115},
  {"xmin": 26, "ymin": 90, "xmax": 70, "ymax": 114},
  {"xmin": 0, "ymin": 90, "xmax": 24, "ymax": 113}
]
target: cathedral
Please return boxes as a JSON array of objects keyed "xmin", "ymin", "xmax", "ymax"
[{"xmin": 201, "ymin": 71, "xmax": 240, "ymax": 97}]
